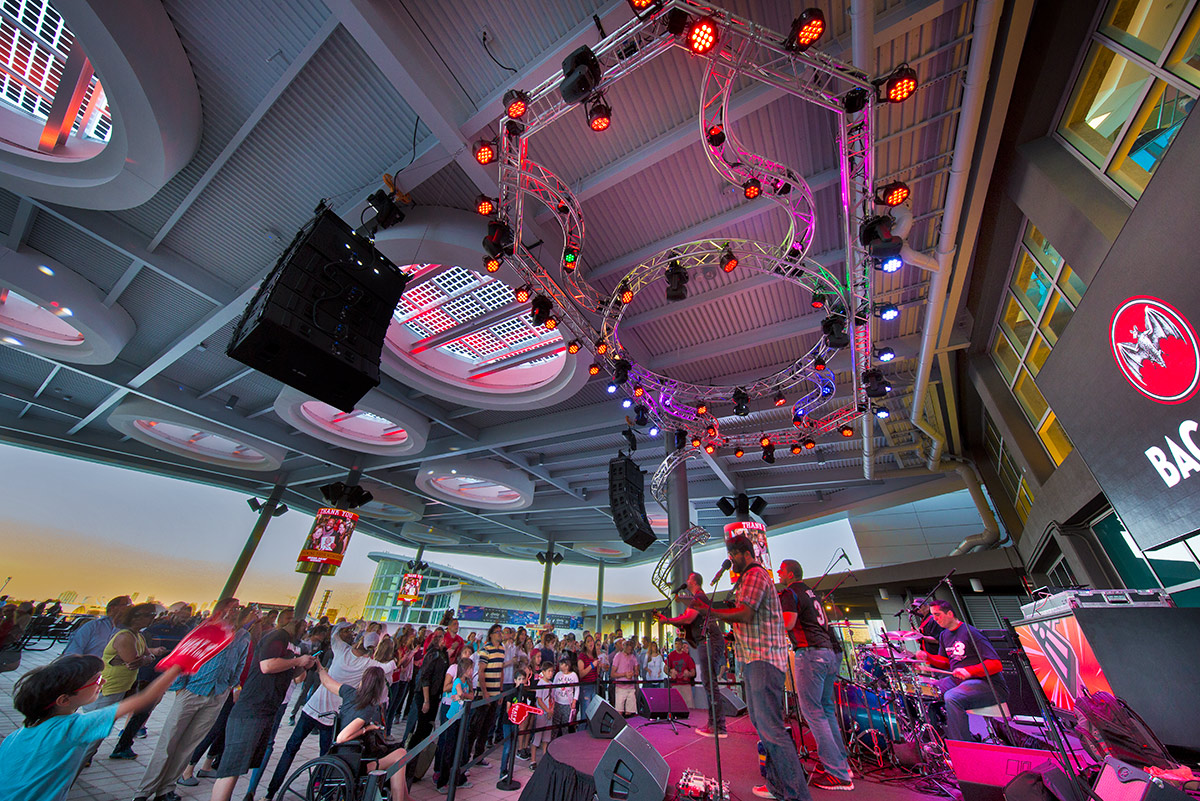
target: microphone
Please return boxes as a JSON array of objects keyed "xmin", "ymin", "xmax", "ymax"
[
  {"xmin": 673, "ymin": 583, "xmax": 689, "ymax": 595},
  {"xmin": 710, "ymin": 559, "xmax": 732, "ymax": 587}
]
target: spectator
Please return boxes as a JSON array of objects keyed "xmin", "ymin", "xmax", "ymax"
[
  {"xmin": 551, "ymin": 656, "xmax": 577, "ymax": 739},
  {"xmin": 529, "ymin": 662, "xmax": 556, "ymax": 770},
  {"xmin": 434, "ymin": 657, "xmax": 474, "ymax": 793},
  {"xmin": 441, "ymin": 618, "xmax": 466, "ymax": 662},
  {"xmin": 667, "ymin": 637, "xmax": 697, "ymax": 708},
  {"xmin": 499, "ymin": 662, "xmax": 533, "ymax": 785},
  {"xmin": 386, "ymin": 631, "xmax": 416, "ymax": 732},
  {"xmin": 114, "ymin": 603, "xmax": 193, "ymax": 760},
  {"xmin": 135, "ymin": 597, "xmax": 244, "ymax": 801},
  {"xmin": 576, "ymin": 634, "xmax": 599, "ymax": 720},
  {"xmin": 644, "ymin": 641, "xmax": 666, "ymax": 688},
  {"xmin": 610, "ymin": 639, "xmax": 640, "ymax": 716},
  {"xmin": 468, "ymin": 624, "xmax": 505, "ymax": 765},
  {"xmin": 81, "ymin": 603, "xmax": 162, "ymax": 764},
  {"xmin": 0, "ymin": 655, "xmax": 183, "ymax": 801},
  {"xmin": 62, "ymin": 596, "xmax": 132, "ymax": 658},
  {"xmin": 288, "ymin": 625, "xmax": 331, "ymax": 725},
  {"xmin": 406, "ymin": 631, "xmax": 447, "ymax": 749}
]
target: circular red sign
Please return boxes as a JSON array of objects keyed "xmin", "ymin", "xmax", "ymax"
[{"xmin": 1109, "ymin": 296, "xmax": 1200, "ymax": 404}]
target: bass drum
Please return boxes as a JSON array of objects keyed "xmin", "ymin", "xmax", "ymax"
[{"xmin": 835, "ymin": 682, "xmax": 903, "ymax": 744}]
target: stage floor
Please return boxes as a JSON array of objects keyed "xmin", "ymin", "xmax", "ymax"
[{"xmin": 520, "ymin": 709, "xmax": 949, "ymax": 801}]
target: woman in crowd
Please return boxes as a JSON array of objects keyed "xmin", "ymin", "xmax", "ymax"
[
  {"xmin": 643, "ymin": 641, "xmax": 666, "ymax": 688},
  {"xmin": 576, "ymin": 634, "xmax": 599, "ymax": 722},
  {"xmin": 386, "ymin": 632, "xmax": 416, "ymax": 732},
  {"xmin": 434, "ymin": 657, "xmax": 474, "ymax": 793},
  {"xmin": 371, "ymin": 636, "xmax": 397, "ymax": 682},
  {"xmin": 407, "ymin": 631, "xmax": 447, "ymax": 749},
  {"xmin": 85, "ymin": 603, "xmax": 163, "ymax": 763}
]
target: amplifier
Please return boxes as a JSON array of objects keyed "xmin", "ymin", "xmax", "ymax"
[{"xmin": 1019, "ymin": 589, "xmax": 1172, "ymax": 619}]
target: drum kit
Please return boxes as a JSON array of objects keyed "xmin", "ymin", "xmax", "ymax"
[{"xmin": 835, "ymin": 629, "xmax": 951, "ymax": 775}]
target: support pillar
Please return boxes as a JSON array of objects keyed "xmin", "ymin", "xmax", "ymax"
[
  {"xmin": 294, "ymin": 467, "xmax": 360, "ymax": 620},
  {"xmin": 221, "ymin": 479, "xmax": 287, "ymax": 600},
  {"xmin": 595, "ymin": 560, "xmax": 604, "ymax": 634},
  {"xmin": 539, "ymin": 542, "xmax": 555, "ymax": 624},
  {"xmin": 667, "ymin": 437, "xmax": 692, "ymax": 615}
]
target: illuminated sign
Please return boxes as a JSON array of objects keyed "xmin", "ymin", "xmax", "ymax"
[
  {"xmin": 1110, "ymin": 296, "xmax": 1200, "ymax": 404},
  {"xmin": 297, "ymin": 507, "xmax": 358, "ymax": 569},
  {"xmin": 724, "ymin": 520, "xmax": 770, "ymax": 581},
  {"xmin": 396, "ymin": 572, "xmax": 422, "ymax": 604}
]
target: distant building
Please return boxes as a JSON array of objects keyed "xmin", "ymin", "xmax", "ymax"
[{"xmin": 364, "ymin": 552, "xmax": 610, "ymax": 636}]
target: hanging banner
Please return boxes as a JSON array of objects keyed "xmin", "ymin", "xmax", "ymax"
[
  {"xmin": 297, "ymin": 507, "xmax": 358, "ymax": 572},
  {"xmin": 396, "ymin": 572, "xmax": 422, "ymax": 604}
]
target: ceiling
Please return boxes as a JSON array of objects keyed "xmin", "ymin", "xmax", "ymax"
[{"xmin": 0, "ymin": 0, "xmax": 1021, "ymax": 567}]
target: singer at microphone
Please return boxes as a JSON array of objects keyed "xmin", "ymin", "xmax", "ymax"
[
  {"xmin": 654, "ymin": 570, "xmax": 727, "ymax": 733},
  {"xmin": 710, "ymin": 558, "xmax": 732, "ymax": 587}
]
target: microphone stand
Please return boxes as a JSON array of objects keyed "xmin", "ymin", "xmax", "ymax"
[
  {"xmin": 941, "ymin": 575, "xmax": 1013, "ymax": 735},
  {"xmin": 697, "ymin": 598, "xmax": 727, "ymax": 801}
]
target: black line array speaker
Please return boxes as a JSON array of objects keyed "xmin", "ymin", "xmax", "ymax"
[
  {"xmin": 637, "ymin": 687, "xmax": 689, "ymax": 720},
  {"xmin": 980, "ymin": 629, "xmax": 1041, "ymax": 717},
  {"xmin": 227, "ymin": 205, "xmax": 408, "ymax": 412},
  {"xmin": 595, "ymin": 725, "xmax": 670, "ymax": 801},
  {"xmin": 608, "ymin": 454, "xmax": 656, "ymax": 551},
  {"xmin": 586, "ymin": 695, "xmax": 626, "ymax": 740}
]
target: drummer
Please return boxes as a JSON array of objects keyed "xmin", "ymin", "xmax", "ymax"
[{"xmin": 915, "ymin": 600, "xmax": 1007, "ymax": 742}]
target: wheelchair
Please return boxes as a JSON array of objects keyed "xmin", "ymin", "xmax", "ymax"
[{"xmin": 275, "ymin": 741, "xmax": 393, "ymax": 801}]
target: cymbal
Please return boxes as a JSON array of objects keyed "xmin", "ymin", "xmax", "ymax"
[{"xmin": 882, "ymin": 630, "xmax": 923, "ymax": 641}]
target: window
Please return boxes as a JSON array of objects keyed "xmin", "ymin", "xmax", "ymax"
[
  {"xmin": 1059, "ymin": 1, "xmax": 1200, "ymax": 199},
  {"xmin": 1047, "ymin": 554, "xmax": 1082, "ymax": 588},
  {"xmin": 982, "ymin": 409, "xmax": 1036, "ymax": 525},
  {"xmin": 1091, "ymin": 510, "xmax": 1161, "ymax": 589}
]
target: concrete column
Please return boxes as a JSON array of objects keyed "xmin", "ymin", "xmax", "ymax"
[
  {"xmin": 221, "ymin": 479, "xmax": 287, "ymax": 600},
  {"xmin": 667, "ymin": 436, "xmax": 692, "ymax": 615},
  {"xmin": 294, "ymin": 467, "xmax": 360, "ymax": 620},
  {"xmin": 595, "ymin": 561, "xmax": 604, "ymax": 633},
  {"xmin": 539, "ymin": 542, "xmax": 555, "ymax": 624}
]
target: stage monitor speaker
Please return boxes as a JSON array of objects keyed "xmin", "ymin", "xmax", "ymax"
[
  {"xmin": 227, "ymin": 206, "xmax": 408, "ymax": 412},
  {"xmin": 944, "ymin": 740, "xmax": 1063, "ymax": 801},
  {"xmin": 595, "ymin": 725, "xmax": 670, "ymax": 801},
  {"xmin": 608, "ymin": 455, "xmax": 656, "ymax": 551},
  {"xmin": 586, "ymin": 695, "xmax": 627, "ymax": 740},
  {"xmin": 637, "ymin": 687, "xmax": 688, "ymax": 720},
  {"xmin": 1093, "ymin": 758, "xmax": 1193, "ymax": 801},
  {"xmin": 719, "ymin": 687, "xmax": 747, "ymax": 717}
]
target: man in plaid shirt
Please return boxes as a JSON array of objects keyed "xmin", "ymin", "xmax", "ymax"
[{"xmin": 695, "ymin": 535, "xmax": 811, "ymax": 801}]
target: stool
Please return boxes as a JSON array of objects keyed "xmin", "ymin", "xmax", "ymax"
[{"xmin": 966, "ymin": 702, "xmax": 1010, "ymax": 718}]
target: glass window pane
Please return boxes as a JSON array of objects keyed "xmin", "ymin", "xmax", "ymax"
[
  {"xmin": 1027, "ymin": 333, "xmax": 1053, "ymax": 376},
  {"xmin": 1170, "ymin": 585, "xmax": 1200, "ymax": 607},
  {"xmin": 1011, "ymin": 251, "xmax": 1053, "ymax": 316},
  {"xmin": 1015, "ymin": 477, "xmax": 1035, "ymax": 524},
  {"xmin": 1058, "ymin": 263, "xmax": 1088, "ymax": 306},
  {"xmin": 1100, "ymin": 0, "xmax": 1188, "ymax": 61},
  {"xmin": 1014, "ymin": 367, "xmax": 1050, "ymax": 426},
  {"xmin": 1167, "ymin": 9, "xmax": 1200, "ymax": 87},
  {"xmin": 1060, "ymin": 43, "xmax": 1154, "ymax": 167},
  {"xmin": 1039, "ymin": 290, "xmax": 1075, "ymax": 345},
  {"xmin": 998, "ymin": 448, "xmax": 1021, "ymax": 500},
  {"xmin": 1145, "ymin": 541, "xmax": 1200, "ymax": 587},
  {"xmin": 1038, "ymin": 411, "xmax": 1075, "ymax": 466},
  {"xmin": 984, "ymin": 412, "xmax": 1002, "ymax": 463},
  {"xmin": 1108, "ymin": 80, "xmax": 1196, "ymax": 198},
  {"xmin": 1092, "ymin": 511, "xmax": 1162, "ymax": 589},
  {"xmin": 992, "ymin": 331, "xmax": 1022, "ymax": 383},
  {"xmin": 1000, "ymin": 294, "xmax": 1035, "ymax": 350},
  {"xmin": 1023, "ymin": 224, "xmax": 1065, "ymax": 276}
]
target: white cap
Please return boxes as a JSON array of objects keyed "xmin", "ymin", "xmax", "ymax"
[{"xmin": 363, "ymin": 632, "xmax": 381, "ymax": 648}]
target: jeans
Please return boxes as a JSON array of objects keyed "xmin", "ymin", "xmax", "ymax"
[
  {"xmin": 387, "ymin": 678, "xmax": 413, "ymax": 731},
  {"xmin": 793, "ymin": 648, "xmax": 849, "ymax": 781},
  {"xmin": 745, "ymin": 661, "xmax": 812, "ymax": 801},
  {"xmin": 696, "ymin": 640, "xmax": 727, "ymax": 733},
  {"xmin": 939, "ymin": 677, "xmax": 1006, "ymax": 742},
  {"xmin": 265, "ymin": 711, "xmax": 334, "ymax": 798},
  {"xmin": 499, "ymin": 720, "xmax": 517, "ymax": 776},
  {"xmin": 434, "ymin": 716, "xmax": 468, "ymax": 789}
]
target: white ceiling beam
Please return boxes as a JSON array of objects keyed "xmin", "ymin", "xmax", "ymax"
[
  {"xmin": 6, "ymin": 197, "xmax": 35, "ymax": 250},
  {"xmin": 102, "ymin": 259, "xmax": 143, "ymax": 307}
]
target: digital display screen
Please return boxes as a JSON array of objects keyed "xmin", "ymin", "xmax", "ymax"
[
  {"xmin": 396, "ymin": 572, "xmax": 422, "ymax": 604},
  {"xmin": 297, "ymin": 507, "xmax": 358, "ymax": 567},
  {"xmin": 724, "ymin": 520, "xmax": 770, "ymax": 582}
]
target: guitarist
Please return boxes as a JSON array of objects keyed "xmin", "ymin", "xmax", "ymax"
[{"xmin": 656, "ymin": 572, "xmax": 727, "ymax": 737}]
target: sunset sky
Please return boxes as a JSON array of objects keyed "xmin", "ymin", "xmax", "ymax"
[{"xmin": 0, "ymin": 441, "xmax": 862, "ymax": 618}]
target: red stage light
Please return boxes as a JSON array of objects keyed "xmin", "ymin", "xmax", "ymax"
[
  {"xmin": 720, "ymin": 249, "xmax": 738, "ymax": 273},
  {"xmin": 789, "ymin": 9, "xmax": 825, "ymax": 51},
  {"xmin": 688, "ymin": 16, "xmax": 719, "ymax": 54},
  {"xmin": 627, "ymin": 0, "xmax": 657, "ymax": 11},
  {"xmin": 588, "ymin": 99, "xmax": 612, "ymax": 132},
  {"xmin": 743, "ymin": 178, "xmax": 762, "ymax": 199},
  {"xmin": 804, "ymin": 438, "xmax": 816, "ymax": 450},
  {"xmin": 618, "ymin": 282, "xmax": 634, "ymax": 304},
  {"xmin": 760, "ymin": 435, "xmax": 771, "ymax": 447},
  {"xmin": 696, "ymin": 403, "xmax": 708, "ymax": 416},
  {"xmin": 734, "ymin": 447, "xmax": 744, "ymax": 458},
  {"xmin": 503, "ymin": 89, "xmax": 529, "ymax": 120},
  {"xmin": 475, "ymin": 195, "xmax": 496, "ymax": 215},
  {"xmin": 691, "ymin": 436, "xmax": 702, "ymax": 448},
  {"xmin": 473, "ymin": 140, "xmax": 497, "ymax": 165},
  {"xmin": 840, "ymin": 424, "xmax": 854, "ymax": 437},
  {"xmin": 704, "ymin": 442, "xmax": 716, "ymax": 454},
  {"xmin": 791, "ymin": 444, "xmax": 802, "ymax": 455},
  {"xmin": 589, "ymin": 363, "xmax": 601, "ymax": 376},
  {"xmin": 876, "ymin": 181, "xmax": 910, "ymax": 207},
  {"xmin": 633, "ymin": 385, "xmax": 645, "ymax": 398},
  {"xmin": 706, "ymin": 124, "xmax": 726, "ymax": 147},
  {"xmin": 514, "ymin": 285, "xmax": 531, "ymax": 304},
  {"xmin": 567, "ymin": 340, "xmax": 581, "ymax": 354},
  {"xmin": 814, "ymin": 356, "xmax": 826, "ymax": 371},
  {"xmin": 774, "ymin": 392, "xmax": 787, "ymax": 407},
  {"xmin": 885, "ymin": 65, "xmax": 918, "ymax": 103},
  {"xmin": 706, "ymin": 426, "xmax": 717, "ymax": 437},
  {"xmin": 596, "ymin": 340, "xmax": 609, "ymax": 355},
  {"xmin": 545, "ymin": 316, "xmax": 558, "ymax": 330},
  {"xmin": 483, "ymin": 255, "xmax": 502, "ymax": 273},
  {"xmin": 811, "ymin": 292, "xmax": 826, "ymax": 309}
]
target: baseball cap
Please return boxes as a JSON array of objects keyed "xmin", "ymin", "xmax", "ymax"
[{"xmin": 363, "ymin": 632, "xmax": 381, "ymax": 648}]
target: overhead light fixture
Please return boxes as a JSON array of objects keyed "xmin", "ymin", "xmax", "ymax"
[
  {"xmin": 483, "ymin": 219, "xmax": 514, "ymax": 257},
  {"xmin": 875, "ymin": 181, "xmax": 910, "ymax": 207},
  {"xmin": 513, "ymin": 284, "xmax": 532, "ymax": 304},
  {"xmin": 822, "ymin": 315, "xmax": 850, "ymax": 349},
  {"xmin": 626, "ymin": 0, "xmax": 660, "ymax": 12},
  {"xmin": 613, "ymin": 358, "xmax": 632, "ymax": 384},
  {"xmin": 358, "ymin": 188, "xmax": 405, "ymax": 237},
  {"xmin": 225, "ymin": 395, "xmax": 239, "ymax": 411},
  {"xmin": 567, "ymin": 340, "xmax": 582, "ymax": 354},
  {"xmin": 720, "ymin": 248, "xmax": 738, "ymax": 273},
  {"xmin": 791, "ymin": 444, "xmax": 802, "ymax": 455},
  {"xmin": 864, "ymin": 368, "xmax": 891, "ymax": 398},
  {"xmin": 877, "ymin": 303, "xmax": 899, "ymax": 321},
  {"xmin": 563, "ymin": 247, "xmax": 578, "ymax": 272},
  {"xmin": 842, "ymin": 87, "xmax": 869, "ymax": 114},
  {"xmin": 595, "ymin": 339, "xmax": 609, "ymax": 355},
  {"xmin": 617, "ymin": 282, "xmax": 634, "ymax": 305},
  {"xmin": 559, "ymin": 46, "xmax": 601, "ymax": 104},
  {"xmin": 483, "ymin": 254, "xmax": 502, "ymax": 273},
  {"xmin": 704, "ymin": 442, "xmax": 717, "ymax": 454},
  {"xmin": 648, "ymin": 425, "xmax": 659, "ymax": 437},
  {"xmin": 706, "ymin": 425, "xmax": 717, "ymax": 438},
  {"xmin": 734, "ymin": 447, "xmax": 744, "ymax": 458},
  {"xmin": 607, "ymin": 381, "xmax": 619, "ymax": 393},
  {"xmin": 691, "ymin": 436, "xmax": 702, "ymax": 448},
  {"xmin": 814, "ymin": 355, "xmax": 827, "ymax": 370},
  {"xmin": 884, "ymin": 64, "xmax": 918, "ymax": 103},
  {"xmin": 475, "ymin": 195, "xmax": 497, "ymax": 216},
  {"xmin": 687, "ymin": 16, "xmax": 719, "ymax": 54},
  {"xmin": 743, "ymin": 178, "xmax": 762, "ymax": 199},
  {"xmin": 786, "ymin": 8, "xmax": 825, "ymax": 52},
  {"xmin": 810, "ymin": 292, "xmax": 826, "ymax": 310},
  {"xmin": 876, "ymin": 346, "xmax": 896, "ymax": 362},
  {"xmin": 860, "ymin": 215, "xmax": 903, "ymax": 273},
  {"xmin": 732, "ymin": 387, "xmax": 749, "ymax": 417},
  {"xmin": 875, "ymin": 406, "xmax": 891, "ymax": 419},
  {"xmin": 696, "ymin": 402, "xmax": 708, "ymax": 416},
  {"xmin": 544, "ymin": 315, "xmax": 558, "ymax": 331},
  {"xmin": 621, "ymin": 397, "xmax": 633, "ymax": 409},
  {"xmin": 760, "ymin": 435, "xmax": 772, "ymax": 447},
  {"xmin": 589, "ymin": 363, "xmax": 601, "ymax": 376},
  {"xmin": 473, "ymin": 139, "xmax": 498, "ymax": 165},
  {"xmin": 632, "ymin": 384, "xmax": 645, "ymax": 398},
  {"xmin": 803, "ymin": 437, "xmax": 816, "ymax": 450},
  {"xmin": 706, "ymin": 123, "xmax": 726, "ymax": 147},
  {"xmin": 587, "ymin": 97, "xmax": 612, "ymax": 131},
  {"xmin": 773, "ymin": 392, "xmax": 787, "ymax": 407},
  {"xmin": 840, "ymin": 424, "xmax": 854, "ymax": 437},
  {"xmin": 665, "ymin": 259, "xmax": 688, "ymax": 301},
  {"xmin": 674, "ymin": 429, "xmax": 688, "ymax": 450},
  {"xmin": 750, "ymin": 496, "xmax": 768, "ymax": 515},
  {"xmin": 503, "ymin": 89, "xmax": 530, "ymax": 119},
  {"xmin": 634, "ymin": 404, "xmax": 649, "ymax": 427},
  {"xmin": 761, "ymin": 441, "xmax": 776, "ymax": 464}
]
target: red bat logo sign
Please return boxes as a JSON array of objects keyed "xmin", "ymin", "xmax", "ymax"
[
  {"xmin": 157, "ymin": 623, "xmax": 235, "ymax": 676},
  {"xmin": 508, "ymin": 702, "xmax": 543, "ymax": 725}
]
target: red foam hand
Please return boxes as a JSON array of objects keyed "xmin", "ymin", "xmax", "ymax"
[
  {"xmin": 157, "ymin": 622, "xmax": 234, "ymax": 675},
  {"xmin": 508, "ymin": 702, "xmax": 544, "ymax": 725}
]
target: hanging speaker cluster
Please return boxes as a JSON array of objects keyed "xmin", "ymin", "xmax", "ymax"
[{"xmin": 608, "ymin": 454, "xmax": 656, "ymax": 552}]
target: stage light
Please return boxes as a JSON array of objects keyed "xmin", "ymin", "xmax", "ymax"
[
  {"xmin": 607, "ymin": 382, "xmax": 619, "ymax": 393},
  {"xmin": 821, "ymin": 316, "xmax": 850, "ymax": 349},
  {"xmin": 840, "ymin": 424, "xmax": 854, "ymax": 437},
  {"xmin": 860, "ymin": 215, "xmax": 904, "ymax": 273},
  {"xmin": 567, "ymin": 340, "xmax": 582, "ymax": 355},
  {"xmin": 483, "ymin": 220, "xmax": 514, "ymax": 256},
  {"xmin": 811, "ymin": 292, "xmax": 826, "ymax": 310},
  {"xmin": 626, "ymin": 0, "xmax": 660, "ymax": 12},
  {"xmin": 879, "ymin": 254, "xmax": 903, "ymax": 273},
  {"xmin": 706, "ymin": 426, "xmax": 717, "ymax": 438},
  {"xmin": 589, "ymin": 363, "xmax": 601, "ymax": 376},
  {"xmin": 560, "ymin": 46, "xmax": 601, "ymax": 104},
  {"xmin": 622, "ymin": 428, "xmax": 638, "ymax": 452},
  {"xmin": 613, "ymin": 358, "xmax": 632, "ymax": 384},
  {"xmin": 842, "ymin": 87, "xmax": 869, "ymax": 114},
  {"xmin": 787, "ymin": 8, "xmax": 825, "ymax": 52},
  {"xmin": 803, "ymin": 438, "xmax": 816, "ymax": 450},
  {"xmin": 876, "ymin": 346, "xmax": 896, "ymax": 362},
  {"xmin": 885, "ymin": 64, "xmax": 918, "ymax": 103},
  {"xmin": 621, "ymin": 398, "xmax": 633, "ymax": 409},
  {"xmin": 674, "ymin": 429, "xmax": 688, "ymax": 449},
  {"xmin": 875, "ymin": 406, "xmax": 890, "ymax": 419},
  {"xmin": 791, "ymin": 444, "xmax": 802, "ymax": 455},
  {"xmin": 706, "ymin": 123, "xmax": 726, "ymax": 147},
  {"xmin": 634, "ymin": 404, "xmax": 649, "ymax": 427},
  {"xmin": 704, "ymin": 442, "xmax": 716, "ymax": 454},
  {"xmin": 563, "ymin": 247, "xmax": 578, "ymax": 272},
  {"xmin": 821, "ymin": 383, "xmax": 833, "ymax": 397},
  {"xmin": 691, "ymin": 436, "xmax": 702, "ymax": 448},
  {"xmin": 503, "ymin": 89, "xmax": 530, "ymax": 119},
  {"xmin": 596, "ymin": 340, "xmax": 609, "ymax": 355},
  {"xmin": 760, "ymin": 435, "xmax": 771, "ymax": 447},
  {"xmin": 665, "ymin": 259, "xmax": 688, "ymax": 301},
  {"xmin": 632, "ymin": 385, "xmax": 645, "ymax": 399},
  {"xmin": 648, "ymin": 426, "xmax": 659, "ymax": 437},
  {"xmin": 545, "ymin": 316, "xmax": 558, "ymax": 331},
  {"xmin": 743, "ymin": 178, "xmax": 762, "ymax": 199},
  {"xmin": 696, "ymin": 403, "xmax": 708, "ymax": 416},
  {"xmin": 878, "ymin": 303, "xmax": 899, "ymax": 321},
  {"xmin": 814, "ymin": 355, "xmax": 827, "ymax": 371},
  {"xmin": 733, "ymin": 388, "xmax": 749, "ymax": 417},
  {"xmin": 761, "ymin": 442, "xmax": 776, "ymax": 464},
  {"xmin": 687, "ymin": 16, "xmax": 719, "ymax": 54},
  {"xmin": 531, "ymin": 294, "xmax": 553, "ymax": 326},
  {"xmin": 475, "ymin": 195, "xmax": 497, "ymax": 216},
  {"xmin": 514, "ymin": 285, "xmax": 532, "ymax": 304},
  {"xmin": 473, "ymin": 139, "xmax": 497, "ymax": 165},
  {"xmin": 734, "ymin": 447, "xmax": 744, "ymax": 458},
  {"xmin": 587, "ymin": 98, "xmax": 612, "ymax": 131},
  {"xmin": 750, "ymin": 496, "xmax": 768, "ymax": 515},
  {"xmin": 773, "ymin": 392, "xmax": 787, "ymax": 407},
  {"xmin": 875, "ymin": 181, "xmax": 910, "ymax": 207},
  {"xmin": 720, "ymin": 248, "xmax": 738, "ymax": 273},
  {"xmin": 865, "ymin": 369, "xmax": 892, "ymax": 399},
  {"xmin": 483, "ymin": 255, "xmax": 502, "ymax": 273},
  {"xmin": 618, "ymin": 282, "xmax": 634, "ymax": 304}
]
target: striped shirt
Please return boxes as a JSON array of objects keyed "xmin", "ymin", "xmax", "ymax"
[
  {"xmin": 730, "ymin": 564, "xmax": 790, "ymax": 672},
  {"xmin": 478, "ymin": 643, "xmax": 505, "ymax": 693}
]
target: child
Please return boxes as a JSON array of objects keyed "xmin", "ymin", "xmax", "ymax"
[
  {"xmin": 435, "ymin": 657, "xmax": 474, "ymax": 793},
  {"xmin": 530, "ymin": 661, "xmax": 556, "ymax": 770},
  {"xmin": 499, "ymin": 663, "xmax": 532, "ymax": 783},
  {"xmin": 551, "ymin": 656, "xmax": 577, "ymax": 739},
  {"xmin": 0, "ymin": 655, "xmax": 182, "ymax": 801}
]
